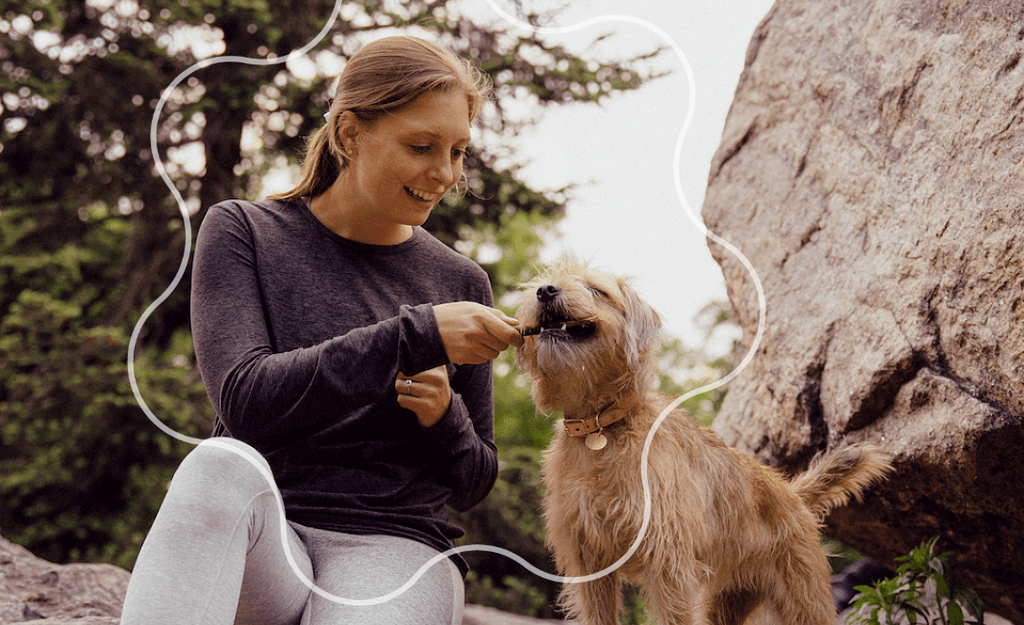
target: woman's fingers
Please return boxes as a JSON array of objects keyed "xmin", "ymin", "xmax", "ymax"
[
  {"xmin": 433, "ymin": 302, "xmax": 523, "ymax": 364},
  {"xmin": 396, "ymin": 366, "xmax": 452, "ymax": 428}
]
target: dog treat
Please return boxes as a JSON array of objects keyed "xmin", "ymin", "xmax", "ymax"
[{"xmin": 519, "ymin": 316, "xmax": 598, "ymax": 337}]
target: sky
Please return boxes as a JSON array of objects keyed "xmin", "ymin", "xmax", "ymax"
[{"xmin": 476, "ymin": 0, "xmax": 776, "ymax": 348}]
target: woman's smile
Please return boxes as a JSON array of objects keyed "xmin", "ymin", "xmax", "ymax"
[
  {"xmin": 311, "ymin": 89, "xmax": 472, "ymax": 245},
  {"xmin": 404, "ymin": 186, "xmax": 441, "ymax": 204}
]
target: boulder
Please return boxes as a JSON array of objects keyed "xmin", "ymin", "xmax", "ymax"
[
  {"xmin": 0, "ymin": 536, "xmax": 126, "ymax": 624},
  {"xmin": 3, "ymin": 534, "xmax": 1015, "ymax": 623},
  {"xmin": 702, "ymin": 0, "xmax": 1024, "ymax": 621}
]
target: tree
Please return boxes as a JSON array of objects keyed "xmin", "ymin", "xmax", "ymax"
[{"xmin": 0, "ymin": 0, "xmax": 660, "ymax": 576}]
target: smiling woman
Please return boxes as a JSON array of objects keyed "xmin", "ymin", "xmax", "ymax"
[
  {"xmin": 120, "ymin": 36, "xmax": 524, "ymax": 625},
  {"xmin": 271, "ymin": 36, "xmax": 489, "ymax": 207},
  {"xmin": 308, "ymin": 89, "xmax": 473, "ymax": 245}
]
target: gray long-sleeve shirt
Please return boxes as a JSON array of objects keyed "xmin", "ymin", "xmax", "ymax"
[{"xmin": 190, "ymin": 198, "xmax": 498, "ymax": 572}]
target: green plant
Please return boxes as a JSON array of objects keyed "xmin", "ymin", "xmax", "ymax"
[
  {"xmin": 0, "ymin": 291, "xmax": 212, "ymax": 569},
  {"xmin": 846, "ymin": 537, "xmax": 984, "ymax": 625}
]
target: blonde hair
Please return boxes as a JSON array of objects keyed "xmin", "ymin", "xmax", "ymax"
[{"xmin": 270, "ymin": 36, "xmax": 491, "ymax": 201}]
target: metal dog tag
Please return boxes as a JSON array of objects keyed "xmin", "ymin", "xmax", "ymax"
[{"xmin": 585, "ymin": 432, "xmax": 607, "ymax": 450}]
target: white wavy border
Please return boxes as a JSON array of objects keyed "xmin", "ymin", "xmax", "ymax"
[{"xmin": 128, "ymin": 0, "xmax": 766, "ymax": 606}]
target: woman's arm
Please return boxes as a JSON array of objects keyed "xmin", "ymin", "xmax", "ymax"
[{"xmin": 190, "ymin": 205, "xmax": 448, "ymax": 449}]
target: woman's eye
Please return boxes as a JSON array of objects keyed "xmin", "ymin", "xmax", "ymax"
[{"xmin": 410, "ymin": 144, "xmax": 471, "ymax": 159}]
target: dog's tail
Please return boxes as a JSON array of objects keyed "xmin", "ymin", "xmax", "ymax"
[{"xmin": 790, "ymin": 444, "xmax": 894, "ymax": 519}]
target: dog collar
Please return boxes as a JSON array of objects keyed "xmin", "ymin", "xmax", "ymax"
[
  {"xmin": 563, "ymin": 401, "xmax": 634, "ymax": 450},
  {"xmin": 562, "ymin": 404, "xmax": 624, "ymax": 437}
]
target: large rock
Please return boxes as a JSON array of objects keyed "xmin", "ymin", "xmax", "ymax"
[
  {"xmin": 702, "ymin": 0, "xmax": 1024, "ymax": 621},
  {"xmin": 0, "ymin": 536, "xmax": 126, "ymax": 624}
]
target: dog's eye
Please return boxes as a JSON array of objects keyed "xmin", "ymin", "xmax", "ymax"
[{"xmin": 587, "ymin": 285, "xmax": 608, "ymax": 299}]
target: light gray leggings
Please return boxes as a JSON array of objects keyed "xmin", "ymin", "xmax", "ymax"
[{"xmin": 120, "ymin": 438, "xmax": 464, "ymax": 625}]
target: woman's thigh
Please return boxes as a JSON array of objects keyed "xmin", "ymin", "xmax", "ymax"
[
  {"xmin": 292, "ymin": 527, "xmax": 464, "ymax": 625},
  {"xmin": 122, "ymin": 437, "xmax": 313, "ymax": 625}
]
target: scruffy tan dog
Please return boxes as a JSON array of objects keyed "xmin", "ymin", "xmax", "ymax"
[{"xmin": 515, "ymin": 256, "xmax": 892, "ymax": 625}]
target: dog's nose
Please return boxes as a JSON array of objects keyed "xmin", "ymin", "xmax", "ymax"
[{"xmin": 536, "ymin": 285, "xmax": 561, "ymax": 303}]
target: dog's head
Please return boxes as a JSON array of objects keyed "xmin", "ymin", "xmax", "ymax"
[{"xmin": 515, "ymin": 255, "xmax": 662, "ymax": 414}]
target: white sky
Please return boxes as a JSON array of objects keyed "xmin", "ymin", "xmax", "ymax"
[{"xmin": 484, "ymin": 0, "xmax": 775, "ymax": 348}]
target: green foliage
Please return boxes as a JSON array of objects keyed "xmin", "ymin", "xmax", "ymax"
[
  {"xmin": 846, "ymin": 537, "xmax": 985, "ymax": 625},
  {"xmin": 492, "ymin": 348, "xmax": 555, "ymax": 450},
  {"xmin": 0, "ymin": 292, "xmax": 212, "ymax": 569},
  {"xmin": 618, "ymin": 586, "xmax": 649, "ymax": 625},
  {"xmin": 654, "ymin": 300, "xmax": 738, "ymax": 426}
]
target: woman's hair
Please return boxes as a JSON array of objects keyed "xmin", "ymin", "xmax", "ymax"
[{"xmin": 269, "ymin": 36, "xmax": 491, "ymax": 201}]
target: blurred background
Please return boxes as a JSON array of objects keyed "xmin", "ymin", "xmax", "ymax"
[{"xmin": 0, "ymin": 0, "xmax": 772, "ymax": 620}]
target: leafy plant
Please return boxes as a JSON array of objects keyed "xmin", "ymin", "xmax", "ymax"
[
  {"xmin": 846, "ymin": 537, "xmax": 985, "ymax": 625},
  {"xmin": 0, "ymin": 291, "xmax": 212, "ymax": 569}
]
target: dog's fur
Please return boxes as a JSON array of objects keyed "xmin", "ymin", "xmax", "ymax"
[{"xmin": 515, "ymin": 257, "xmax": 892, "ymax": 625}]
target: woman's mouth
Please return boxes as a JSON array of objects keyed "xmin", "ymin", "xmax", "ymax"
[{"xmin": 405, "ymin": 186, "xmax": 439, "ymax": 203}]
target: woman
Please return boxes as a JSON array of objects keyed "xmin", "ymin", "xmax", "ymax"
[{"xmin": 120, "ymin": 36, "xmax": 523, "ymax": 625}]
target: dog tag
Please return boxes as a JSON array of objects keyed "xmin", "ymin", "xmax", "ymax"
[{"xmin": 585, "ymin": 432, "xmax": 607, "ymax": 450}]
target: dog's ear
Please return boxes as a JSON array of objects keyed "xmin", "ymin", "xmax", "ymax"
[{"xmin": 618, "ymin": 278, "xmax": 662, "ymax": 372}]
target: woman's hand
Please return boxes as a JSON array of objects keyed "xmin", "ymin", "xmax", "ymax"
[
  {"xmin": 396, "ymin": 366, "xmax": 453, "ymax": 428},
  {"xmin": 432, "ymin": 302, "xmax": 524, "ymax": 365}
]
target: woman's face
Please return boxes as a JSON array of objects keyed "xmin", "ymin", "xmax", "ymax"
[{"xmin": 340, "ymin": 89, "xmax": 472, "ymax": 242}]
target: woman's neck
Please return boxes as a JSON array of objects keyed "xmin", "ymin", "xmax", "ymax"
[{"xmin": 308, "ymin": 179, "xmax": 413, "ymax": 246}]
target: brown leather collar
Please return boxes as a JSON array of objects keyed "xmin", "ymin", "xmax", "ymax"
[{"xmin": 562, "ymin": 399, "xmax": 636, "ymax": 438}]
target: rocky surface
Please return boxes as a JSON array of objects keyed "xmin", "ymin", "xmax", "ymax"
[
  {"xmin": 0, "ymin": 534, "xmax": 568, "ymax": 625},
  {"xmin": 464, "ymin": 604, "xmax": 569, "ymax": 625},
  {"xmin": 703, "ymin": 0, "xmax": 1024, "ymax": 621},
  {"xmin": 1, "ymin": 536, "xmax": 1013, "ymax": 624},
  {"xmin": 0, "ymin": 536, "xmax": 126, "ymax": 624}
]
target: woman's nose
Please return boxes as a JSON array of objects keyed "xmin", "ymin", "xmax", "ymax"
[{"xmin": 429, "ymin": 156, "xmax": 456, "ymax": 186}]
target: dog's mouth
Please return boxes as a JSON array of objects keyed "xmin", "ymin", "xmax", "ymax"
[{"xmin": 521, "ymin": 315, "xmax": 598, "ymax": 340}]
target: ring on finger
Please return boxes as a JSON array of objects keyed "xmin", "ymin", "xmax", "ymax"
[{"xmin": 402, "ymin": 379, "xmax": 413, "ymax": 395}]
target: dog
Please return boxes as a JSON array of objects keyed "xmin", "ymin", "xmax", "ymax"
[{"xmin": 514, "ymin": 256, "xmax": 892, "ymax": 625}]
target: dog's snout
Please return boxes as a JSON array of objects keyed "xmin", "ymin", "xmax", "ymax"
[{"xmin": 536, "ymin": 285, "xmax": 561, "ymax": 303}]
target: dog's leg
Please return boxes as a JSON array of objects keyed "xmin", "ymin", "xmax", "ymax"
[
  {"xmin": 768, "ymin": 593, "xmax": 836, "ymax": 625},
  {"xmin": 559, "ymin": 573, "xmax": 623, "ymax": 625},
  {"xmin": 638, "ymin": 570, "xmax": 699, "ymax": 625},
  {"xmin": 553, "ymin": 544, "xmax": 624, "ymax": 625},
  {"xmin": 764, "ymin": 552, "xmax": 837, "ymax": 625}
]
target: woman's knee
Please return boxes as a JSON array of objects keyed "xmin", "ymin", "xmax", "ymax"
[
  {"xmin": 165, "ymin": 437, "xmax": 278, "ymax": 522},
  {"xmin": 178, "ymin": 437, "xmax": 273, "ymax": 481}
]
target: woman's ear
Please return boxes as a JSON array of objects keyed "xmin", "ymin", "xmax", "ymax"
[{"xmin": 336, "ymin": 111, "xmax": 364, "ymax": 155}]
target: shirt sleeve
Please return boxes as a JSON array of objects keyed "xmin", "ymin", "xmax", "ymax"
[
  {"xmin": 190, "ymin": 205, "xmax": 449, "ymax": 449},
  {"xmin": 420, "ymin": 361, "xmax": 499, "ymax": 512}
]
